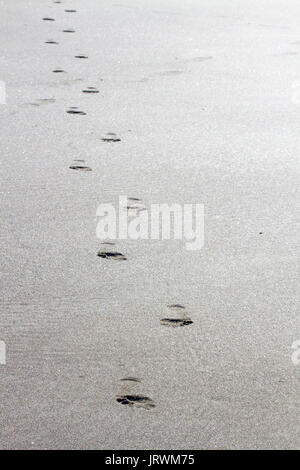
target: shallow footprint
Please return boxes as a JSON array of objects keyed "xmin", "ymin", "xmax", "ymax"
[
  {"xmin": 160, "ymin": 318, "xmax": 193, "ymax": 327},
  {"xmin": 159, "ymin": 70, "xmax": 183, "ymax": 76},
  {"xmin": 37, "ymin": 98, "xmax": 56, "ymax": 104},
  {"xmin": 116, "ymin": 378, "xmax": 155, "ymax": 410},
  {"xmin": 160, "ymin": 304, "xmax": 193, "ymax": 327}
]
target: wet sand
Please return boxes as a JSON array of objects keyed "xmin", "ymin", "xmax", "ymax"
[{"xmin": 0, "ymin": 0, "xmax": 299, "ymax": 449}]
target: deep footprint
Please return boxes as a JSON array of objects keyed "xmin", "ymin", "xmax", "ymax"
[
  {"xmin": 120, "ymin": 377, "xmax": 141, "ymax": 383},
  {"xmin": 116, "ymin": 377, "xmax": 155, "ymax": 410},
  {"xmin": 97, "ymin": 251, "xmax": 127, "ymax": 260},
  {"xmin": 69, "ymin": 165, "xmax": 92, "ymax": 171},
  {"xmin": 82, "ymin": 87, "xmax": 99, "ymax": 94},
  {"xmin": 160, "ymin": 304, "xmax": 193, "ymax": 327},
  {"xmin": 160, "ymin": 318, "xmax": 193, "ymax": 327},
  {"xmin": 67, "ymin": 108, "xmax": 86, "ymax": 115},
  {"xmin": 116, "ymin": 395, "xmax": 155, "ymax": 409},
  {"xmin": 101, "ymin": 133, "xmax": 121, "ymax": 142}
]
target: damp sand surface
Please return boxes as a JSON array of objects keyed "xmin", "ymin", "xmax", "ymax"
[{"xmin": 0, "ymin": 0, "xmax": 299, "ymax": 450}]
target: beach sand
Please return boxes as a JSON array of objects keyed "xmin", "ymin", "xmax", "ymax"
[{"xmin": 0, "ymin": 0, "xmax": 299, "ymax": 449}]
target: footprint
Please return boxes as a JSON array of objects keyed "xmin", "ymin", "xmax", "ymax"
[
  {"xmin": 116, "ymin": 378, "xmax": 155, "ymax": 410},
  {"xmin": 82, "ymin": 87, "xmax": 99, "ymax": 94},
  {"xmin": 272, "ymin": 51, "xmax": 298, "ymax": 57},
  {"xmin": 38, "ymin": 98, "xmax": 56, "ymax": 104},
  {"xmin": 67, "ymin": 107, "xmax": 86, "ymax": 115},
  {"xmin": 97, "ymin": 243, "xmax": 126, "ymax": 260},
  {"xmin": 113, "ymin": 4, "xmax": 139, "ymax": 9},
  {"xmin": 101, "ymin": 133, "xmax": 121, "ymax": 142},
  {"xmin": 160, "ymin": 318, "xmax": 193, "ymax": 327},
  {"xmin": 190, "ymin": 56, "xmax": 213, "ymax": 62},
  {"xmin": 126, "ymin": 197, "xmax": 146, "ymax": 213},
  {"xmin": 97, "ymin": 250, "xmax": 127, "ymax": 260},
  {"xmin": 121, "ymin": 377, "xmax": 141, "ymax": 382},
  {"xmin": 43, "ymin": 17, "xmax": 55, "ymax": 21},
  {"xmin": 160, "ymin": 304, "xmax": 193, "ymax": 327},
  {"xmin": 159, "ymin": 70, "xmax": 183, "ymax": 76},
  {"xmin": 167, "ymin": 304, "xmax": 185, "ymax": 309},
  {"xmin": 75, "ymin": 55, "xmax": 88, "ymax": 59},
  {"xmin": 69, "ymin": 165, "xmax": 92, "ymax": 171},
  {"xmin": 116, "ymin": 395, "xmax": 155, "ymax": 408}
]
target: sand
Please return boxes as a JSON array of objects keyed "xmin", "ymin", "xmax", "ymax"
[{"xmin": 0, "ymin": 0, "xmax": 299, "ymax": 449}]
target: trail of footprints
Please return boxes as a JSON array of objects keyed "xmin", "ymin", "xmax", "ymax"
[{"xmin": 42, "ymin": 0, "xmax": 194, "ymax": 412}]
